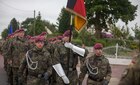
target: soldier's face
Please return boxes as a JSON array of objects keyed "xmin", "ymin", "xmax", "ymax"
[
  {"xmin": 63, "ymin": 36, "xmax": 69, "ymax": 42},
  {"xmin": 94, "ymin": 49, "xmax": 103, "ymax": 56},
  {"xmin": 62, "ymin": 36, "xmax": 72, "ymax": 42},
  {"xmin": 19, "ymin": 32, "xmax": 25, "ymax": 37},
  {"xmin": 35, "ymin": 41, "xmax": 44, "ymax": 48}
]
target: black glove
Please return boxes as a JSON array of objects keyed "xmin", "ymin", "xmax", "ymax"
[
  {"xmin": 38, "ymin": 72, "xmax": 49, "ymax": 80},
  {"xmin": 102, "ymin": 79, "xmax": 109, "ymax": 85},
  {"xmin": 43, "ymin": 72, "xmax": 49, "ymax": 81}
]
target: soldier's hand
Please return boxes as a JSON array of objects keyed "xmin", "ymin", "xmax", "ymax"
[
  {"xmin": 102, "ymin": 79, "xmax": 109, "ymax": 85},
  {"xmin": 43, "ymin": 72, "xmax": 49, "ymax": 81},
  {"xmin": 38, "ymin": 72, "xmax": 49, "ymax": 80},
  {"xmin": 64, "ymin": 42, "xmax": 73, "ymax": 49}
]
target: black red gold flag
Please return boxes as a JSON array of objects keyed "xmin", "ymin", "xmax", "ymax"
[{"xmin": 66, "ymin": 0, "xmax": 87, "ymax": 32}]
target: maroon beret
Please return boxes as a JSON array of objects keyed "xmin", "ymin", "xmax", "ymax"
[
  {"xmin": 14, "ymin": 29, "xmax": 19, "ymax": 34},
  {"xmin": 93, "ymin": 43, "xmax": 103, "ymax": 49},
  {"xmin": 52, "ymin": 37, "xmax": 57, "ymax": 41},
  {"xmin": 26, "ymin": 35, "xmax": 31, "ymax": 39},
  {"xmin": 7, "ymin": 34, "xmax": 13, "ymax": 39},
  {"xmin": 30, "ymin": 37, "xmax": 35, "ymax": 40},
  {"xmin": 39, "ymin": 32, "xmax": 47, "ymax": 36},
  {"xmin": 48, "ymin": 38, "xmax": 52, "ymax": 41},
  {"xmin": 14, "ymin": 29, "xmax": 24, "ymax": 33},
  {"xmin": 11, "ymin": 33, "xmax": 14, "ymax": 37},
  {"xmin": 35, "ymin": 36, "xmax": 45, "ymax": 42},
  {"xmin": 63, "ymin": 30, "xmax": 71, "ymax": 37},
  {"xmin": 57, "ymin": 35, "xmax": 63, "ymax": 40}
]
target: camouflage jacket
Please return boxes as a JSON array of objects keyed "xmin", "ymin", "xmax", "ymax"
[
  {"xmin": 11, "ymin": 37, "xmax": 29, "ymax": 67},
  {"xmin": 19, "ymin": 46, "xmax": 52, "ymax": 78},
  {"xmin": 53, "ymin": 42, "xmax": 88, "ymax": 74},
  {"xmin": 79, "ymin": 54, "xmax": 112, "ymax": 82},
  {"xmin": 1, "ymin": 38, "xmax": 14, "ymax": 58},
  {"xmin": 119, "ymin": 54, "xmax": 140, "ymax": 85}
]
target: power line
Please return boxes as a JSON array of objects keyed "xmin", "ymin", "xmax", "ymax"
[{"xmin": 0, "ymin": 0, "xmax": 33, "ymax": 12}]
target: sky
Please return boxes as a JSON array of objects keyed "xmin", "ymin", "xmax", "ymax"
[{"xmin": 0, "ymin": 0, "xmax": 140, "ymax": 36}]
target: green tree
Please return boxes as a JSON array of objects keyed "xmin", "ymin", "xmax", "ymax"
[
  {"xmin": 21, "ymin": 18, "xmax": 34, "ymax": 35},
  {"xmin": 111, "ymin": 25, "xmax": 122, "ymax": 38},
  {"xmin": 1, "ymin": 29, "xmax": 8, "ymax": 39},
  {"xmin": 57, "ymin": 7, "xmax": 71, "ymax": 33},
  {"xmin": 85, "ymin": 0, "xmax": 137, "ymax": 38},
  {"xmin": 21, "ymin": 18, "xmax": 34, "ymax": 29},
  {"xmin": 111, "ymin": 25, "xmax": 131, "ymax": 40},
  {"xmin": 132, "ymin": 24, "xmax": 140, "ymax": 51},
  {"xmin": 27, "ymin": 12, "xmax": 46, "ymax": 36},
  {"xmin": 43, "ymin": 20, "xmax": 57, "ymax": 33},
  {"xmin": 1, "ymin": 18, "xmax": 18, "ymax": 39},
  {"xmin": 9, "ymin": 18, "xmax": 19, "ymax": 32}
]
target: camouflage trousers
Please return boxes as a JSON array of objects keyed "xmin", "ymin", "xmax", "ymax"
[
  {"xmin": 4, "ymin": 57, "xmax": 8, "ymax": 71},
  {"xmin": 52, "ymin": 70, "xmax": 79, "ymax": 85},
  {"xmin": 26, "ymin": 76, "xmax": 49, "ymax": 85},
  {"xmin": 18, "ymin": 74, "xmax": 27, "ymax": 85},
  {"xmin": 19, "ymin": 69, "xmax": 28, "ymax": 85},
  {"xmin": 7, "ymin": 64, "xmax": 13, "ymax": 85},
  {"xmin": 12, "ymin": 67, "xmax": 19, "ymax": 85}
]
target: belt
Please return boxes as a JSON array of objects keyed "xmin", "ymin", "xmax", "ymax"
[
  {"xmin": 28, "ymin": 72, "xmax": 43, "ymax": 78},
  {"xmin": 88, "ymin": 76, "xmax": 103, "ymax": 82}
]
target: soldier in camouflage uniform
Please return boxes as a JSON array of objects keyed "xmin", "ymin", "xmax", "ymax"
[
  {"xmin": 1, "ymin": 33, "xmax": 15, "ymax": 85},
  {"xmin": 49, "ymin": 35, "xmax": 64, "ymax": 84},
  {"xmin": 1, "ymin": 33, "xmax": 14, "ymax": 71},
  {"xmin": 79, "ymin": 43, "xmax": 112, "ymax": 85},
  {"xmin": 118, "ymin": 54, "xmax": 140, "ymax": 85},
  {"xmin": 25, "ymin": 35, "xmax": 35, "ymax": 50},
  {"xmin": 10, "ymin": 29, "xmax": 28, "ymax": 85},
  {"xmin": 18, "ymin": 36, "xmax": 52, "ymax": 85},
  {"xmin": 52, "ymin": 30, "xmax": 88, "ymax": 85},
  {"xmin": 38, "ymin": 33, "xmax": 70, "ymax": 85}
]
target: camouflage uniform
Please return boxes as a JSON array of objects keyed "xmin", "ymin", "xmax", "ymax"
[
  {"xmin": 1, "ymin": 39, "xmax": 9, "ymax": 71},
  {"xmin": 79, "ymin": 54, "xmax": 112, "ymax": 85},
  {"xmin": 49, "ymin": 30, "xmax": 88, "ymax": 85},
  {"xmin": 18, "ymin": 46, "xmax": 52, "ymax": 85},
  {"xmin": 11, "ymin": 36, "xmax": 28, "ymax": 85},
  {"xmin": 1, "ymin": 37, "xmax": 14, "ymax": 85},
  {"xmin": 52, "ymin": 41, "xmax": 88, "ymax": 85},
  {"xmin": 0, "ymin": 39, "xmax": 4, "ymax": 54},
  {"xmin": 1, "ymin": 38, "xmax": 13, "ymax": 71},
  {"xmin": 118, "ymin": 54, "xmax": 140, "ymax": 85}
]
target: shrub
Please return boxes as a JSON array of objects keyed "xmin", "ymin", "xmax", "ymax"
[{"xmin": 72, "ymin": 38, "xmax": 82, "ymax": 45}]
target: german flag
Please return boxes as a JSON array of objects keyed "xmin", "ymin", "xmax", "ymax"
[{"xmin": 66, "ymin": 0, "xmax": 87, "ymax": 32}]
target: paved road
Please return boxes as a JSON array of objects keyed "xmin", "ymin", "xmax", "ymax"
[
  {"xmin": 0, "ymin": 55, "xmax": 127, "ymax": 85},
  {"xmin": 109, "ymin": 65, "xmax": 127, "ymax": 85},
  {"xmin": 0, "ymin": 55, "xmax": 8, "ymax": 85}
]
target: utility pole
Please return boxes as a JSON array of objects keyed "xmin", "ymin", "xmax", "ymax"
[
  {"xmin": 139, "ymin": 39, "xmax": 140, "ymax": 52},
  {"xmin": 33, "ymin": 10, "xmax": 36, "ymax": 36}
]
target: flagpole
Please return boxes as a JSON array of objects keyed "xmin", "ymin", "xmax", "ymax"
[
  {"xmin": 69, "ymin": 15, "xmax": 73, "ymax": 42},
  {"xmin": 67, "ymin": 15, "xmax": 73, "ymax": 76}
]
